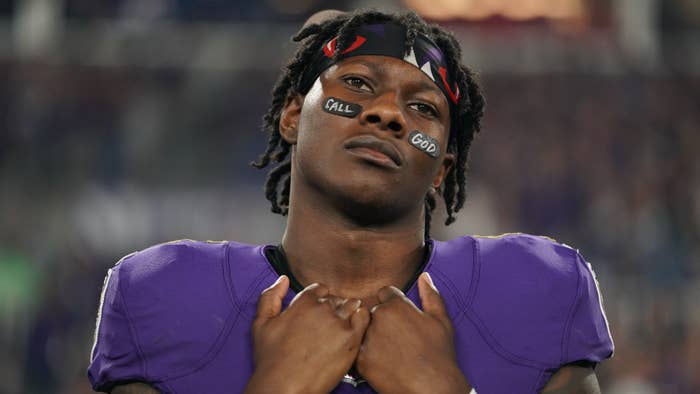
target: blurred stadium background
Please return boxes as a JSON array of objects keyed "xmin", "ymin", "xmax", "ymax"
[{"xmin": 0, "ymin": 0, "xmax": 699, "ymax": 393}]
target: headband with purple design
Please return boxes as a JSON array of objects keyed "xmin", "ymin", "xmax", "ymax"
[{"xmin": 298, "ymin": 23, "xmax": 460, "ymax": 106}]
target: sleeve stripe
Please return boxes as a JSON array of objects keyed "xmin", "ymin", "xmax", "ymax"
[
  {"xmin": 583, "ymin": 261, "xmax": 615, "ymax": 355},
  {"xmin": 90, "ymin": 268, "xmax": 114, "ymax": 362}
]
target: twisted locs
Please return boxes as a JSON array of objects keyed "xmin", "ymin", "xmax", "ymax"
[{"xmin": 251, "ymin": 10, "xmax": 486, "ymax": 239}]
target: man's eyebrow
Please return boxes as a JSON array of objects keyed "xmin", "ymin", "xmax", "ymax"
[
  {"xmin": 344, "ymin": 58, "xmax": 443, "ymax": 96},
  {"xmin": 340, "ymin": 58, "xmax": 384, "ymax": 77}
]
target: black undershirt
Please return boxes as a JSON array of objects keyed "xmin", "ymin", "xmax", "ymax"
[{"xmin": 263, "ymin": 240, "xmax": 434, "ymax": 294}]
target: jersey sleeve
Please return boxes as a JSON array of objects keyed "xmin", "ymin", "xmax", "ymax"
[
  {"xmin": 88, "ymin": 254, "xmax": 146, "ymax": 392},
  {"xmin": 563, "ymin": 250, "xmax": 614, "ymax": 364}
]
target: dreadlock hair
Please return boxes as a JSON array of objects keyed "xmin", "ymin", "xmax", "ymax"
[{"xmin": 251, "ymin": 9, "xmax": 485, "ymax": 239}]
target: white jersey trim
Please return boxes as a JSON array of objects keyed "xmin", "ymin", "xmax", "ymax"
[
  {"xmin": 583, "ymin": 261, "xmax": 615, "ymax": 355},
  {"xmin": 90, "ymin": 268, "xmax": 114, "ymax": 361}
]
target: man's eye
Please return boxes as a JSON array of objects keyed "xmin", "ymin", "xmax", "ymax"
[
  {"xmin": 344, "ymin": 77, "xmax": 371, "ymax": 92},
  {"xmin": 410, "ymin": 103, "xmax": 439, "ymax": 117}
]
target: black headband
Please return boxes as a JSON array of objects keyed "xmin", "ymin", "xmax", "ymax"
[{"xmin": 298, "ymin": 23, "xmax": 460, "ymax": 107}]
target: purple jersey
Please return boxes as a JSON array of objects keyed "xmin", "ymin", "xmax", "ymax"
[{"xmin": 88, "ymin": 234, "xmax": 613, "ymax": 393}]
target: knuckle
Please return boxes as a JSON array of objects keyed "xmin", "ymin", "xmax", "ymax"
[
  {"xmin": 329, "ymin": 296, "xmax": 348, "ymax": 309},
  {"xmin": 377, "ymin": 286, "xmax": 394, "ymax": 299},
  {"xmin": 336, "ymin": 308, "xmax": 352, "ymax": 321},
  {"xmin": 371, "ymin": 303, "xmax": 396, "ymax": 318},
  {"xmin": 318, "ymin": 298, "xmax": 337, "ymax": 312}
]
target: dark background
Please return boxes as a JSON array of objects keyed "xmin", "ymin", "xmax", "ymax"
[{"xmin": 1, "ymin": 0, "xmax": 699, "ymax": 392}]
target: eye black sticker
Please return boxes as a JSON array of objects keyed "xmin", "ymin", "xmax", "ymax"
[
  {"xmin": 323, "ymin": 97, "xmax": 362, "ymax": 118},
  {"xmin": 409, "ymin": 130, "xmax": 440, "ymax": 158}
]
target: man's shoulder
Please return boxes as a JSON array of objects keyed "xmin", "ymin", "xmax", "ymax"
[
  {"xmin": 467, "ymin": 232, "xmax": 584, "ymax": 309},
  {"xmin": 114, "ymin": 239, "xmax": 228, "ymax": 275},
  {"xmin": 436, "ymin": 232, "xmax": 580, "ymax": 282},
  {"xmin": 109, "ymin": 238, "xmax": 277, "ymax": 316},
  {"xmin": 108, "ymin": 238, "xmax": 236, "ymax": 325},
  {"xmin": 94, "ymin": 239, "xmax": 265, "ymax": 382},
  {"xmin": 112, "ymin": 238, "xmax": 266, "ymax": 289},
  {"xmin": 454, "ymin": 233, "xmax": 598, "ymax": 367},
  {"xmin": 471, "ymin": 232, "xmax": 581, "ymax": 279}
]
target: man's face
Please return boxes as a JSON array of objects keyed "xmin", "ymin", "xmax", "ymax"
[{"xmin": 281, "ymin": 55, "xmax": 454, "ymax": 224}]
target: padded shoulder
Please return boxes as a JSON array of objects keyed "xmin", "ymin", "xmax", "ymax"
[
  {"xmin": 115, "ymin": 239, "xmax": 230, "ymax": 298},
  {"xmin": 91, "ymin": 239, "xmax": 235, "ymax": 387},
  {"xmin": 470, "ymin": 234, "xmax": 594, "ymax": 368}
]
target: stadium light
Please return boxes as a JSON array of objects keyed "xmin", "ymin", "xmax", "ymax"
[{"xmin": 402, "ymin": 0, "xmax": 586, "ymax": 21}]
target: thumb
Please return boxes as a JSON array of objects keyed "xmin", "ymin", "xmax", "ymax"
[
  {"xmin": 253, "ymin": 275, "xmax": 290, "ymax": 327},
  {"xmin": 418, "ymin": 272, "xmax": 450, "ymax": 326},
  {"xmin": 350, "ymin": 302, "xmax": 370, "ymax": 338}
]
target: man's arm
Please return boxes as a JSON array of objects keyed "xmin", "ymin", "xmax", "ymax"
[
  {"xmin": 110, "ymin": 382, "xmax": 160, "ymax": 394},
  {"xmin": 541, "ymin": 365, "xmax": 601, "ymax": 394}
]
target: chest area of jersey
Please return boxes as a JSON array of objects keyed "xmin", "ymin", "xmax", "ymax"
[{"xmin": 162, "ymin": 309, "xmax": 544, "ymax": 394}]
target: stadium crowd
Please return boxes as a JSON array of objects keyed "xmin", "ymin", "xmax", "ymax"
[{"xmin": 1, "ymin": 1, "xmax": 699, "ymax": 393}]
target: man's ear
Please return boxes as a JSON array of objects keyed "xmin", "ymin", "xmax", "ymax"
[
  {"xmin": 279, "ymin": 93, "xmax": 304, "ymax": 145},
  {"xmin": 432, "ymin": 153, "xmax": 455, "ymax": 189}
]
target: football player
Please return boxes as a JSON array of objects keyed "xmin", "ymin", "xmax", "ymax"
[{"xmin": 88, "ymin": 9, "xmax": 613, "ymax": 394}]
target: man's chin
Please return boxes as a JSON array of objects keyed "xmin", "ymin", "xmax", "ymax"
[{"xmin": 334, "ymin": 195, "xmax": 409, "ymax": 228}]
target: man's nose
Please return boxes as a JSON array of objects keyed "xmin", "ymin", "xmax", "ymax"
[{"xmin": 359, "ymin": 92, "xmax": 406, "ymax": 137}]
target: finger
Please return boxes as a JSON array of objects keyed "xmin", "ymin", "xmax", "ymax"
[
  {"xmin": 335, "ymin": 298, "xmax": 362, "ymax": 320},
  {"xmin": 375, "ymin": 286, "xmax": 421, "ymax": 315},
  {"xmin": 253, "ymin": 275, "xmax": 290, "ymax": 327},
  {"xmin": 289, "ymin": 282, "xmax": 329, "ymax": 307},
  {"xmin": 418, "ymin": 272, "xmax": 451, "ymax": 326},
  {"xmin": 376, "ymin": 285, "xmax": 404, "ymax": 303},
  {"xmin": 318, "ymin": 295, "xmax": 348, "ymax": 310},
  {"xmin": 308, "ymin": 282, "xmax": 331, "ymax": 298},
  {"xmin": 350, "ymin": 304, "xmax": 371, "ymax": 336}
]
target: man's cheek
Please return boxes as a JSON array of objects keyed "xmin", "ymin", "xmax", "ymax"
[
  {"xmin": 408, "ymin": 130, "xmax": 440, "ymax": 158},
  {"xmin": 322, "ymin": 96, "xmax": 362, "ymax": 118}
]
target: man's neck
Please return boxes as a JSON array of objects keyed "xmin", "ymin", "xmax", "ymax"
[{"xmin": 281, "ymin": 189, "xmax": 426, "ymax": 306}]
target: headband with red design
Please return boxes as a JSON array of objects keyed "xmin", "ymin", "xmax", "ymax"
[{"xmin": 298, "ymin": 23, "xmax": 461, "ymax": 106}]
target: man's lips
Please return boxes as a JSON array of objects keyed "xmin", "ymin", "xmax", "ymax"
[{"xmin": 344, "ymin": 135, "xmax": 403, "ymax": 168}]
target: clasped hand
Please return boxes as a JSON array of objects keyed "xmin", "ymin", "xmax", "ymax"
[{"xmin": 244, "ymin": 273, "xmax": 471, "ymax": 394}]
